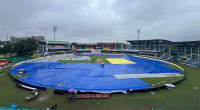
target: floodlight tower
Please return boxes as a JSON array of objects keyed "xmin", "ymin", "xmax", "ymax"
[
  {"xmin": 137, "ymin": 29, "xmax": 140, "ymax": 40},
  {"xmin": 53, "ymin": 26, "xmax": 57, "ymax": 41},
  {"xmin": 137, "ymin": 29, "xmax": 140, "ymax": 50}
]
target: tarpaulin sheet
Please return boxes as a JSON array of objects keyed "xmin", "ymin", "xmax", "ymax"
[
  {"xmin": 0, "ymin": 62, "xmax": 7, "ymax": 66},
  {"xmin": 10, "ymin": 55, "xmax": 182, "ymax": 92}
]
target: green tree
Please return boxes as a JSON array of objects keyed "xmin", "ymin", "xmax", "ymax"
[
  {"xmin": 3, "ymin": 43, "xmax": 14, "ymax": 54},
  {"xmin": 0, "ymin": 43, "xmax": 14, "ymax": 55},
  {"xmin": 14, "ymin": 38, "xmax": 38, "ymax": 56},
  {"xmin": 0, "ymin": 46, "xmax": 2, "ymax": 54},
  {"xmin": 14, "ymin": 40, "xmax": 25, "ymax": 56}
]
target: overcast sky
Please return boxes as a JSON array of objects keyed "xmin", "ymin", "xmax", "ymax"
[{"xmin": 0, "ymin": 0, "xmax": 200, "ymax": 43}]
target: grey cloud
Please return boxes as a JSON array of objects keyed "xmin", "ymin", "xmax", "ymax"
[{"xmin": 0, "ymin": 0, "xmax": 200, "ymax": 42}]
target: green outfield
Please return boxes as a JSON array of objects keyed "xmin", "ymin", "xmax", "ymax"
[{"xmin": 1, "ymin": 61, "xmax": 199, "ymax": 109}]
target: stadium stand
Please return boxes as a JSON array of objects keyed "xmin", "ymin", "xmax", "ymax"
[
  {"xmin": 37, "ymin": 40, "xmax": 71, "ymax": 55},
  {"xmin": 80, "ymin": 45, "xmax": 86, "ymax": 49},
  {"xmin": 32, "ymin": 39, "xmax": 200, "ymax": 67},
  {"xmin": 182, "ymin": 59, "xmax": 200, "ymax": 67},
  {"xmin": 72, "ymin": 42, "xmax": 123, "ymax": 54},
  {"xmin": 127, "ymin": 39, "xmax": 200, "ymax": 67},
  {"xmin": 127, "ymin": 39, "xmax": 171, "ymax": 52}
]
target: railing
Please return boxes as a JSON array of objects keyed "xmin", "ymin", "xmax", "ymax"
[{"xmin": 160, "ymin": 52, "xmax": 169, "ymax": 59}]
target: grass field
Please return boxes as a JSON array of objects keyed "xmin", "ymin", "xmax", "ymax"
[
  {"xmin": 141, "ymin": 64, "xmax": 185, "ymax": 88},
  {"xmin": 1, "ymin": 60, "xmax": 199, "ymax": 109}
]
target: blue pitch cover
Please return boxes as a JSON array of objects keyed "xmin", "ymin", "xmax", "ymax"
[{"xmin": 10, "ymin": 55, "xmax": 182, "ymax": 92}]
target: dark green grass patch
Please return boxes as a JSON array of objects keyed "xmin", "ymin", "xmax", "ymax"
[
  {"xmin": 141, "ymin": 76, "xmax": 184, "ymax": 88},
  {"xmin": 164, "ymin": 64, "xmax": 184, "ymax": 72},
  {"xmin": 5, "ymin": 57, "xmax": 32, "ymax": 63},
  {"xmin": 141, "ymin": 64, "xmax": 185, "ymax": 88}
]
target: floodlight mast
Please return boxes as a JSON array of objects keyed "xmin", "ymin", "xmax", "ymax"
[
  {"xmin": 137, "ymin": 29, "xmax": 140, "ymax": 41},
  {"xmin": 53, "ymin": 26, "xmax": 57, "ymax": 41},
  {"xmin": 137, "ymin": 29, "xmax": 140, "ymax": 50}
]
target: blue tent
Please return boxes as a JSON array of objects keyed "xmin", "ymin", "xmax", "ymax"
[{"xmin": 11, "ymin": 104, "xmax": 18, "ymax": 108}]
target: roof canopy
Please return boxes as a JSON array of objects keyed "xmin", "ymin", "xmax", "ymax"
[
  {"xmin": 127, "ymin": 39, "xmax": 171, "ymax": 43},
  {"xmin": 127, "ymin": 39, "xmax": 200, "ymax": 46},
  {"xmin": 39, "ymin": 40, "xmax": 70, "ymax": 45}
]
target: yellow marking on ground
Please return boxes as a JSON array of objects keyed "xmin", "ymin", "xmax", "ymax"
[{"xmin": 106, "ymin": 58, "xmax": 135, "ymax": 64}]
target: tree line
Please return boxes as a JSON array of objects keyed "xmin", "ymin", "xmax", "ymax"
[{"xmin": 0, "ymin": 38, "xmax": 38, "ymax": 56}]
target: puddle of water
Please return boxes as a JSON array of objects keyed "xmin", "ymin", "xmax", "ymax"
[{"xmin": 37, "ymin": 93, "xmax": 52, "ymax": 102}]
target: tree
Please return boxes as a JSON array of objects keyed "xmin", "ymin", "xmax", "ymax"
[
  {"xmin": 14, "ymin": 38, "xmax": 38, "ymax": 56},
  {"xmin": 14, "ymin": 40, "xmax": 25, "ymax": 56},
  {"xmin": 0, "ymin": 47, "xmax": 2, "ymax": 54},
  {"xmin": 24, "ymin": 38, "xmax": 38, "ymax": 54},
  {"xmin": 3, "ymin": 43, "xmax": 14, "ymax": 54},
  {"xmin": 0, "ymin": 43, "xmax": 14, "ymax": 55}
]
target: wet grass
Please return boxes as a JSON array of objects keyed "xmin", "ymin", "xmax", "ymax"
[
  {"xmin": 1, "ymin": 63, "xmax": 200, "ymax": 110},
  {"xmin": 12, "ymin": 74, "xmax": 30, "ymax": 79},
  {"xmin": 141, "ymin": 64, "xmax": 185, "ymax": 88},
  {"xmin": 141, "ymin": 76, "xmax": 184, "ymax": 88},
  {"xmin": 164, "ymin": 64, "xmax": 184, "ymax": 72}
]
